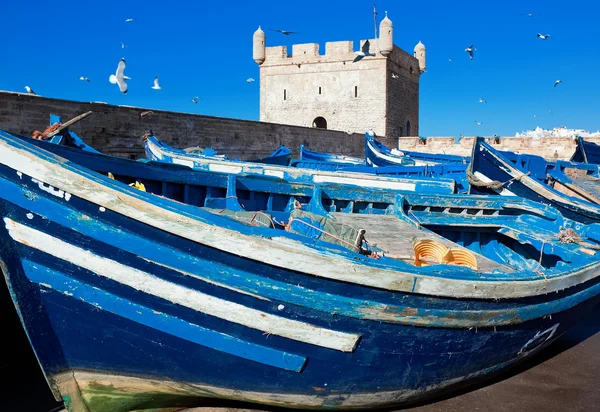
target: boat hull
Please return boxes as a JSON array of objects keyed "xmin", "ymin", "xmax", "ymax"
[{"xmin": 1, "ymin": 132, "xmax": 600, "ymax": 411}]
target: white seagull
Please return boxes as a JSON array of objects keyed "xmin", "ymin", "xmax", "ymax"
[
  {"xmin": 479, "ymin": 98, "xmax": 487, "ymax": 103},
  {"xmin": 247, "ymin": 77, "xmax": 255, "ymax": 83},
  {"xmin": 391, "ymin": 73, "xmax": 399, "ymax": 79},
  {"xmin": 465, "ymin": 45, "xmax": 475, "ymax": 60},
  {"xmin": 475, "ymin": 120, "xmax": 483, "ymax": 125},
  {"xmin": 121, "ymin": 41, "xmax": 126, "ymax": 49},
  {"xmin": 109, "ymin": 58, "xmax": 128, "ymax": 94},
  {"xmin": 152, "ymin": 77, "xmax": 162, "ymax": 90},
  {"xmin": 125, "ymin": 18, "xmax": 134, "ymax": 22},
  {"xmin": 554, "ymin": 79, "xmax": 562, "ymax": 87},
  {"xmin": 25, "ymin": 86, "xmax": 36, "ymax": 95},
  {"xmin": 79, "ymin": 76, "xmax": 90, "ymax": 82},
  {"xmin": 192, "ymin": 96, "xmax": 200, "ymax": 103},
  {"xmin": 353, "ymin": 40, "xmax": 376, "ymax": 62},
  {"xmin": 537, "ymin": 33, "xmax": 550, "ymax": 40}
]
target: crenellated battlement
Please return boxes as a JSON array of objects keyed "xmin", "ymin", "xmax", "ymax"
[
  {"xmin": 262, "ymin": 39, "xmax": 389, "ymax": 65},
  {"xmin": 254, "ymin": 13, "xmax": 423, "ymax": 138}
]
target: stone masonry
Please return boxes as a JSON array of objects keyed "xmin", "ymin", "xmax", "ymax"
[
  {"xmin": 0, "ymin": 91, "xmax": 374, "ymax": 160},
  {"xmin": 253, "ymin": 13, "xmax": 423, "ymax": 138}
]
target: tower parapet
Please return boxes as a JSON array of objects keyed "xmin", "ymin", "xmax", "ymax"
[
  {"xmin": 379, "ymin": 11, "xmax": 393, "ymax": 56},
  {"xmin": 253, "ymin": 26, "xmax": 266, "ymax": 65},
  {"xmin": 414, "ymin": 41, "xmax": 426, "ymax": 73}
]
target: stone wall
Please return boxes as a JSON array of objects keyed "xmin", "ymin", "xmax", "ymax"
[
  {"xmin": 395, "ymin": 136, "xmax": 600, "ymax": 161},
  {"xmin": 0, "ymin": 91, "xmax": 369, "ymax": 160},
  {"xmin": 258, "ymin": 39, "xmax": 420, "ymax": 137}
]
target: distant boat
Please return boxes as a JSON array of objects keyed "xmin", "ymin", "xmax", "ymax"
[
  {"xmin": 143, "ymin": 134, "xmax": 460, "ymax": 195},
  {"xmin": 366, "ymin": 132, "xmax": 469, "ymax": 167},
  {"xmin": 2, "ymin": 129, "xmax": 600, "ymax": 411},
  {"xmin": 183, "ymin": 145, "xmax": 292, "ymax": 166},
  {"xmin": 300, "ymin": 144, "xmax": 366, "ymax": 166},
  {"xmin": 32, "ymin": 113, "xmax": 100, "ymax": 153},
  {"xmin": 571, "ymin": 136, "xmax": 600, "ymax": 165},
  {"xmin": 469, "ymin": 137, "xmax": 600, "ymax": 223},
  {"xmin": 290, "ymin": 159, "xmax": 470, "ymax": 193}
]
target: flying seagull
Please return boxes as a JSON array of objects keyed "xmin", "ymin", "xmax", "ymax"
[
  {"xmin": 247, "ymin": 77, "xmax": 255, "ymax": 83},
  {"xmin": 140, "ymin": 111, "xmax": 153, "ymax": 118},
  {"xmin": 353, "ymin": 40, "xmax": 376, "ymax": 62},
  {"xmin": 192, "ymin": 96, "xmax": 200, "ymax": 104},
  {"xmin": 25, "ymin": 86, "xmax": 36, "ymax": 95},
  {"xmin": 448, "ymin": 58, "xmax": 452, "ymax": 62},
  {"xmin": 465, "ymin": 45, "xmax": 475, "ymax": 60},
  {"xmin": 269, "ymin": 29, "xmax": 297, "ymax": 35},
  {"xmin": 79, "ymin": 76, "xmax": 90, "ymax": 82},
  {"xmin": 479, "ymin": 98, "xmax": 487, "ymax": 103},
  {"xmin": 121, "ymin": 41, "xmax": 126, "ymax": 49},
  {"xmin": 475, "ymin": 120, "xmax": 483, "ymax": 125},
  {"xmin": 554, "ymin": 79, "xmax": 562, "ymax": 87},
  {"xmin": 391, "ymin": 73, "xmax": 399, "ymax": 79},
  {"xmin": 109, "ymin": 58, "xmax": 128, "ymax": 94},
  {"xmin": 537, "ymin": 33, "xmax": 550, "ymax": 40},
  {"xmin": 125, "ymin": 18, "xmax": 134, "ymax": 22},
  {"xmin": 151, "ymin": 77, "xmax": 162, "ymax": 90},
  {"xmin": 520, "ymin": 13, "xmax": 541, "ymax": 17}
]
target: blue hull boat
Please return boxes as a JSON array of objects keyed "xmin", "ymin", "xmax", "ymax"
[
  {"xmin": 2, "ymin": 130, "xmax": 600, "ymax": 411},
  {"xmin": 469, "ymin": 137, "xmax": 600, "ymax": 224},
  {"xmin": 571, "ymin": 136, "xmax": 600, "ymax": 165},
  {"xmin": 366, "ymin": 132, "xmax": 469, "ymax": 167},
  {"xmin": 184, "ymin": 144, "xmax": 292, "ymax": 166},
  {"xmin": 290, "ymin": 160, "xmax": 470, "ymax": 194},
  {"xmin": 300, "ymin": 144, "xmax": 366, "ymax": 166},
  {"xmin": 143, "ymin": 134, "xmax": 460, "ymax": 195}
]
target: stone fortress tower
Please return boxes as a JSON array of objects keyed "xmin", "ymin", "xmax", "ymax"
[{"xmin": 253, "ymin": 13, "xmax": 425, "ymax": 138}]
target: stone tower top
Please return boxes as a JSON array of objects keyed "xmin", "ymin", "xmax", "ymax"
[
  {"xmin": 253, "ymin": 26, "xmax": 266, "ymax": 65},
  {"xmin": 254, "ymin": 16, "xmax": 422, "ymax": 138},
  {"xmin": 414, "ymin": 41, "xmax": 426, "ymax": 73},
  {"xmin": 379, "ymin": 11, "xmax": 393, "ymax": 56}
]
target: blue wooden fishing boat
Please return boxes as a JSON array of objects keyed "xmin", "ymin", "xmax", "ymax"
[
  {"xmin": 300, "ymin": 144, "xmax": 366, "ymax": 166},
  {"xmin": 2, "ymin": 129, "xmax": 600, "ymax": 411},
  {"xmin": 143, "ymin": 134, "xmax": 460, "ymax": 194},
  {"xmin": 366, "ymin": 132, "xmax": 469, "ymax": 167},
  {"xmin": 248, "ymin": 144, "xmax": 292, "ymax": 166},
  {"xmin": 290, "ymin": 159, "xmax": 470, "ymax": 194},
  {"xmin": 184, "ymin": 144, "xmax": 292, "ymax": 166},
  {"xmin": 468, "ymin": 137, "xmax": 600, "ymax": 224},
  {"xmin": 571, "ymin": 136, "xmax": 600, "ymax": 165},
  {"xmin": 32, "ymin": 112, "xmax": 101, "ymax": 153}
]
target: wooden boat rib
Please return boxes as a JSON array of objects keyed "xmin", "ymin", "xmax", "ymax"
[
  {"xmin": 2, "ymin": 130, "xmax": 600, "ymax": 411},
  {"xmin": 469, "ymin": 137, "xmax": 600, "ymax": 224}
]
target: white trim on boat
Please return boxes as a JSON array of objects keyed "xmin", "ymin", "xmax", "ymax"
[{"xmin": 4, "ymin": 218, "xmax": 361, "ymax": 352}]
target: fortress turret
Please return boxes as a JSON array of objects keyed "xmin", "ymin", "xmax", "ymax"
[
  {"xmin": 379, "ymin": 12, "xmax": 393, "ymax": 56},
  {"xmin": 253, "ymin": 26, "xmax": 266, "ymax": 65},
  {"xmin": 414, "ymin": 41, "xmax": 426, "ymax": 73}
]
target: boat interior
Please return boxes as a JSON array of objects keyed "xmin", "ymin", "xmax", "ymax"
[{"xmin": 7, "ymin": 132, "xmax": 600, "ymax": 278}]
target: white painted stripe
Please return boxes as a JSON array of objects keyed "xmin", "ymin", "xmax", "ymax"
[
  {"xmin": 473, "ymin": 171, "xmax": 516, "ymax": 196},
  {"xmin": 171, "ymin": 158, "xmax": 194, "ymax": 168},
  {"xmin": 313, "ymin": 175, "xmax": 416, "ymax": 191},
  {"xmin": 209, "ymin": 164, "xmax": 243, "ymax": 174},
  {"xmin": 4, "ymin": 218, "xmax": 360, "ymax": 352},
  {"xmin": 265, "ymin": 170, "xmax": 284, "ymax": 179}
]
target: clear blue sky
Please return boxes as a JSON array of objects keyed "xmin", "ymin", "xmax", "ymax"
[{"xmin": 1, "ymin": 0, "xmax": 598, "ymax": 137}]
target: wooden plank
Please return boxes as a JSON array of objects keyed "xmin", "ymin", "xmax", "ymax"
[{"xmin": 330, "ymin": 213, "xmax": 513, "ymax": 273}]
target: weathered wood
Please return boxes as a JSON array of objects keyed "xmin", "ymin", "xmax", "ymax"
[{"xmin": 330, "ymin": 213, "xmax": 512, "ymax": 273}]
